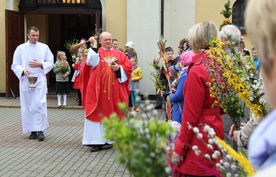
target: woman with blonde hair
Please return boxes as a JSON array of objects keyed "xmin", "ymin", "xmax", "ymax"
[
  {"xmin": 245, "ymin": 0, "xmax": 276, "ymax": 176},
  {"xmin": 172, "ymin": 21, "xmax": 224, "ymax": 177}
]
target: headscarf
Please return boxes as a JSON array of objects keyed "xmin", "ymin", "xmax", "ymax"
[{"xmin": 180, "ymin": 51, "xmax": 195, "ymax": 72}]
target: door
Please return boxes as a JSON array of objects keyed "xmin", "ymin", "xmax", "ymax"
[{"xmin": 5, "ymin": 10, "xmax": 24, "ymax": 97}]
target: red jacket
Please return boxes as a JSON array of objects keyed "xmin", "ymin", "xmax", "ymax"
[
  {"xmin": 73, "ymin": 63, "xmax": 81, "ymax": 89},
  {"xmin": 174, "ymin": 52, "xmax": 224, "ymax": 176}
]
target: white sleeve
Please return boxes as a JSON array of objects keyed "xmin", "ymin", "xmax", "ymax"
[
  {"xmin": 41, "ymin": 45, "xmax": 54, "ymax": 75},
  {"xmin": 11, "ymin": 46, "xmax": 24, "ymax": 79},
  {"xmin": 86, "ymin": 48, "xmax": 99, "ymax": 68},
  {"xmin": 118, "ymin": 66, "xmax": 128, "ymax": 83},
  {"xmin": 237, "ymin": 115, "xmax": 260, "ymax": 148}
]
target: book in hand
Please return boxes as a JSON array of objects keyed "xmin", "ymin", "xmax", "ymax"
[{"xmin": 112, "ymin": 59, "xmax": 119, "ymax": 65}]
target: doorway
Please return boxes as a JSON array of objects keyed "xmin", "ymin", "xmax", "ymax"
[{"xmin": 47, "ymin": 13, "xmax": 100, "ymax": 94}]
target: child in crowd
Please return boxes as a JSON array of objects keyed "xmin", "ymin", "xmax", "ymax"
[
  {"xmin": 72, "ymin": 49, "xmax": 85, "ymax": 106},
  {"xmin": 53, "ymin": 51, "xmax": 71, "ymax": 107},
  {"xmin": 130, "ymin": 57, "xmax": 143, "ymax": 112},
  {"xmin": 169, "ymin": 64, "xmax": 180, "ymax": 93},
  {"xmin": 125, "ymin": 41, "xmax": 137, "ymax": 59},
  {"xmin": 251, "ymin": 47, "xmax": 260, "ymax": 76},
  {"xmin": 168, "ymin": 51, "xmax": 195, "ymax": 124}
]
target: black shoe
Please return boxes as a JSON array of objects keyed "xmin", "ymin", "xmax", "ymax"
[
  {"xmin": 102, "ymin": 143, "xmax": 113, "ymax": 150},
  {"xmin": 37, "ymin": 131, "xmax": 45, "ymax": 141},
  {"xmin": 29, "ymin": 132, "xmax": 37, "ymax": 139},
  {"xmin": 90, "ymin": 145, "xmax": 102, "ymax": 152}
]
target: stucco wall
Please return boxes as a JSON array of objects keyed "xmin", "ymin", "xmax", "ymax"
[
  {"xmin": 164, "ymin": 0, "xmax": 196, "ymax": 53},
  {"xmin": 195, "ymin": 0, "xmax": 252, "ymax": 51},
  {"xmin": 1, "ymin": 0, "xmax": 254, "ymax": 95},
  {"xmin": 127, "ymin": 0, "xmax": 161, "ymax": 94},
  {"xmin": 26, "ymin": 14, "xmax": 49, "ymax": 44},
  {"xmin": 0, "ymin": 1, "xmax": 6, "ymax": 93},
  {"xmin": 105, "ymin": 0, "xmax": 127, "ymax": 49}
]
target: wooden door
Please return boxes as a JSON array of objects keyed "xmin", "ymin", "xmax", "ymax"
[{"xmin": 5, "ymin": 10, "xmax": 24, "ymax": 97}]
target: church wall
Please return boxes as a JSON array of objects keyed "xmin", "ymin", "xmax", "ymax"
[
  {"xmin": 25, "ymin": 14, "xmax": 49, "ymax": 44},
  {"xmin": 126, "ymin": 0, "xmax": 161, "ymax": 94},
  {"xmin": 164, "ymin": 0, "xmax": 196, "ymax": 53},
  {"xmin": 195, "ymin": 0, "xmax": 252, "ymax": 52},
  {"xmin": 105, "ymin": 0, "xmax": 127, "ymax": 50},
  {"xmin": 0, "ymin": 1, "xmax": 6, "ymax": 93},
  {"xmin": 13, "ymin": 0, "xmax": 20, "ymax": 11},
  {"xmin": 1, "ymin": 0, "xmax": 253, "ymax": 95}
]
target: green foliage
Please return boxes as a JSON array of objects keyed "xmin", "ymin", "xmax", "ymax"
[
  {"xmin": 149, "ymin": 71, "xmax": 165, "ymax": 91},
  {"xmin": 102, "ymin": 102, "xmax": 172, "ymax": 177},
  {"xmin": 204, "ymin": 37, "xmax": 267, "ymax": 130},
  {"xmin": 150, "ymin": 62, "xmax": 161, "ymax": 71},
  {"xmin": 221, "ymin": 0, "xmax": 232, "ymax": 18},
  {"xmin": 220, "ymin": 0, "xmax": 232, "ymax": 30},
  {"xmin": 60, "ymin": 67, "xmax": 68, "ymax": 74}
]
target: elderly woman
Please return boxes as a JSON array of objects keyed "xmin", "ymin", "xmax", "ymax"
[
  {"xmin": 245, "ymin": 0, "xmax": 276, "ymax": 176},
  {"xmin": 172, "ymin": 21, "xmax": 224, "ymax": 177}
]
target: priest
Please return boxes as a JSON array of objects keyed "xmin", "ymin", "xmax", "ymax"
[{"xmin": 82, "ymin": 32, "xmax": 132, "ymax": 152}]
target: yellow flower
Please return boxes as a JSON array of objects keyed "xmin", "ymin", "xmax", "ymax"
[
  {"xmin": 60, "ymin": 60, "xmax": 66, "ymax": 68},
  {"xmin": 216, "ymin": 136, "xmax": 255, "ymax": 176},
  {"xmin": 204, "ymin": 37, "xmax": 267, "ymax": 120},
  {"xmin": 60, "ymin": 60, "xmax": 68, "ymax": 74},
  {"xmin": 223, "ymin": 18, "xmax": 231, "ymax": 23}
]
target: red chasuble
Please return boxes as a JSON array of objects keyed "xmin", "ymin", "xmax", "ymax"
[
  {"xmin": 84, "ymin": 48, "xmax": 132, "ymax": 122},
  {"xmin": 79, "ymin": 56, "xmax": 90, "ymax": 109}
]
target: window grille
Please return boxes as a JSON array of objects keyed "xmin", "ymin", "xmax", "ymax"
[
  {"xmin": 232, "ymin": 0, "xmax": 246, "ymax": 33},
  {"xmin": 19, "ymin": 0, "xmax": 101, "ymax": 11}
]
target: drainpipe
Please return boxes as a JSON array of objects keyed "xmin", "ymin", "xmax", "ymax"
[{"xmin": 161, "ymin": 0, "xmax": 164, "ymax": 36}]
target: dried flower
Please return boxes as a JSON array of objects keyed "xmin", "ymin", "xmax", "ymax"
[{"xmin": 64, "ymin": 38, "xmax": 79, "ymax": 54}]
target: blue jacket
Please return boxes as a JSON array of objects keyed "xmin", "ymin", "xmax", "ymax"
[{"xmin": 169, "ymin": 70, "xmax": 188, "ymax": 124}]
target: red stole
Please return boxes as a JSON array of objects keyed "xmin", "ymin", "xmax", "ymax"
[
  {"xmin": 84, "ymin": 48, "xmax": 132, "ymax": 122},
  {"xmin": 79, "ymin": 56, "xmax": 90, "ymax": 109}
]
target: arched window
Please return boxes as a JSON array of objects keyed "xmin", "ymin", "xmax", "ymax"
[{"xmin": 232, "ymin": 0, "xmax": 246, "ymax": 33}]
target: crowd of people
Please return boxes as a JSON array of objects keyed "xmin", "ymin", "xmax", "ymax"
[{"xmin": 11, "ymin": 0, "xmax": 276, "ymax": 175}]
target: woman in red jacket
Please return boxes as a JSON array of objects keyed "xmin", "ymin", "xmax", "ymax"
[{"xmin": 172, "ymin": 21, "xmax": 224, "ymax": 177}]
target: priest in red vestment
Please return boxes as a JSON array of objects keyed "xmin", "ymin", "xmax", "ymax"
[{"xmin": 82, "ymin": 32, "xmax": 132, "ymax": 152}]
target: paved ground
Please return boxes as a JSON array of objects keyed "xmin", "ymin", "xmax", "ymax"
[
  {"xmin": 0, "ymin": 94, "xmax": 234, "ymax": 177},
  {"xmin": 0, "ymin": 94, "xmax": 169, "ymax": 177},
  {"xmin": 0, "ymin": 93, "xmax": 82, "ymax": 109},
  {"xmin": 0, "ymin": 94, "xmax": 135, "ymax": 177}
]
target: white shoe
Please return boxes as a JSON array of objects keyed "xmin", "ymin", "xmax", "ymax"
[
  {"xmin": 58, "ymin": 103, "xmax": 61, "ymax": 107},
  {"xmin": 63, "ymin": 104, "xmax": 66, "ymax": 106}
]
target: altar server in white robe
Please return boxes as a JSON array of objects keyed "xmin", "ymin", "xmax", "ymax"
[{"xmin": 11, "ymin": 26, "xmax": 54, "ymax": 141}]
